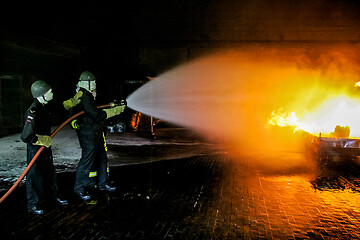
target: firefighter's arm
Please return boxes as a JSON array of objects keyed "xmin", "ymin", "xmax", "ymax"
[
  {"xmin": 20, "ymin": 109, "xmax": 52, "ymax": 148},
  {"xmin": 20, "ymin": 108, "xmax": 37, "ymax": 144},
  {"xmin": 82, "ymin": 93, "xmax": 107, "ymax": 121},
  {"xmin": 103, "ymin": 105, "xmax": 125, "ymax": 119},
  {"xmin": 63, "ymin": 91, "xmax": 83, "ymax": 110}
]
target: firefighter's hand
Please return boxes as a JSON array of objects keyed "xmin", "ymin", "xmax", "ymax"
[
  {"xmin": 34, "ymin": 135, "xmax": 52, "ymax": 148},
  {"xmin": 63, "ymin": 91, "xmax": 83, "ymax": 110},
  {"xmin": 103, "ymin": 105, "xmax": 125, "ymax": 119}
]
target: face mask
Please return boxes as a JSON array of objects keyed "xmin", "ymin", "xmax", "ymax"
[
  {"xmin": 89, "ymin": 81, "xmax": 96, "ymax": 91},
  {"xmin": 37, "ymin": 89, "xmax": 53, "ymax": 104},
  {"xmin": 78, "ymin": 81, "xmax": 96, "ymax": 91},
  {"xmin": 78, "ymin": 81, "xmax": 97, "ymax": 99}
]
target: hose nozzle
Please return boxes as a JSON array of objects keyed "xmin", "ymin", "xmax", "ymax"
[
  {"xmin": 111, "ymin": 99, "xmax": 127, "ymax": 107},
  {"xmin": 120, "ymin": 99, "xmax": 127, "ymax": 106}
]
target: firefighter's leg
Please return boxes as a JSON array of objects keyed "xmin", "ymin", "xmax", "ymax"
[
  {"xmin": 96, "ymin": 132, "xmax": 116, "ymax": 191},
  {"xmin": 26, "ymin": 147, "xmax": 44, "ymax": 210},
  {"xmin": 96, "ymin": 132, "xmax": 109, "ymax": 188},
  {"xmin": 43, "ymin": 148, "xmax": 58, "ymax": 201},
  {"xmin": 74, "ymin": 131, "xmax": 96, "ymax": 195},
  {"xmin": 26, "ymin": 164, "xmax": 40, "ymax": 208}
]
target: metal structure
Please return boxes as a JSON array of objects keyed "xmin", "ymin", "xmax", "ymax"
[{"xmin": 317, "ymin": 136, "xmax": 360, "ymax": 164}]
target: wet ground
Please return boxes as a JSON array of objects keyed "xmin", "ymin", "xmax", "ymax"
[
  {"xmin": 0, "ymin": 126, "xmax": 215, "ymax": 191},
  {"xmin": 1, "ymin": 128, "xmax": 360, "ymax": 239}
]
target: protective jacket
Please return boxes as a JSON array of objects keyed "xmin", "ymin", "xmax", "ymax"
[
  {"xmin": 72, "ymin": 88, "xmax": 107, "ymax": 133},
  {"xmin": 71, "ymin": 88, "xmax": 110, "ymax": 194},
  {"xmin": 21, "ymin": 99, "xmax": 57, "ymax": 208},
  {"xmin": 21, "ymin": 100, "xmax": 51, "ymax": 143}
]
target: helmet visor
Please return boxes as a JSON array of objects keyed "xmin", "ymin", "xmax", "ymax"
[
  {"xmin": 79, "ymin": 80, "xmax": 96, "ymax": 91},
  {"xmin": 43, "ymin": 88, "xmax": 53, "ymax": 102}
]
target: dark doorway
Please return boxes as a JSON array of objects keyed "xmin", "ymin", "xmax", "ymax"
[{"xmin": 0, "ymin": 75, "xmax": 23, "ymax": 135}]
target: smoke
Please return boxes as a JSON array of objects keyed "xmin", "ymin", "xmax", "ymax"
[{"xmin": 127, "ymin": 46, "xmax": 360, "ymax": 170}]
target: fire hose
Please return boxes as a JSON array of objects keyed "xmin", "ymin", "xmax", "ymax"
[{"xmin": 0, "ymin": 101, "xmax": 125, "ymax": 204}]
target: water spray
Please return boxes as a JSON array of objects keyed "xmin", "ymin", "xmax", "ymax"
[{"xmin": 126, "ymin": 48, "xmax": 360, "ymax": 170}]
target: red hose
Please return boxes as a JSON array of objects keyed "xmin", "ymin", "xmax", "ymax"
[{"xmin": 0, "ymin": 104, "xmax": 111, "ymax": 204}]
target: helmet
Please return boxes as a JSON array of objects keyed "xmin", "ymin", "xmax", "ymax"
[
  {"xmin": 79, "ymin": 71, "xmax": 96, "ymax": 81},
  {"xmin": 31, "ymin": 80, "xmax": 51, "ymax": 98}
]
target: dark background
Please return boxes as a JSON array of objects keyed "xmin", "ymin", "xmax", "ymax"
[{"xmin": 0, "ymin": 0, "xmax": 360, "ymax": 134}]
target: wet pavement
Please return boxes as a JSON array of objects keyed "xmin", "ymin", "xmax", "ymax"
[{"xmin": 1, "ymin": 129, "xmax": 360, "ymax": 239}]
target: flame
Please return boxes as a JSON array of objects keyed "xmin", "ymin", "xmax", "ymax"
[
  {"xmin": 268, "ymin": 111, "xmax": 298, "ymax": 128},
  {"xmin": 268, "ymin": 95, "xmax": 360, "ymax": 138}
]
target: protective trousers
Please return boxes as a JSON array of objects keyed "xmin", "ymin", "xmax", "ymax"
[
  {"xmin": 26, "ymin": 146, "xmax": 57, "ymax": 208},
  {"xmin": 74, "ymin": 131, "xmax": 109, "ymax": 194}
]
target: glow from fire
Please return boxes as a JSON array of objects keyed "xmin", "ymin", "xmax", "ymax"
[{"xmin": 127, "ymin": 47, "xmax": 360, "ymax": 155}]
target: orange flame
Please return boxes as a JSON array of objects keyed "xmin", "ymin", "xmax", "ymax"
[{"xmin": 268, "ymin": 95, "xmax": 360, "ymax": 138}]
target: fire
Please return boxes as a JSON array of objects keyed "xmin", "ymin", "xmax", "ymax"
[
  {"xmin": 268, "ymin": 95, "xmax": 360, "ymax": 138},
  {"xmin": 268, "ymin": 110, "xmax": 307, "ymax": 132}
]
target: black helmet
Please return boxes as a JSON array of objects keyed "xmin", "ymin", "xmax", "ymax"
[
  {"xmin": 79, "ymin": 71, "xmax": 96, "ymax": 81},
  {"xmin": 31, "ymin": 80, "xmax": 51, "ymax": 98}
]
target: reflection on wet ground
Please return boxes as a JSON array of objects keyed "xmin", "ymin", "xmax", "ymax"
[
  {"xmin": 107, "ymin": 143, "xmax": 216, "ymax": 166},
  {"xmin": 1, "ymin": 134, "xmax": 360, "ymax": 239},
  {"xmin": 311, "ymin": 158, "xmax": 360, "ymax": 192}
]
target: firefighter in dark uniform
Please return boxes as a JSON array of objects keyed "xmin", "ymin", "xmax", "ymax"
[
  {"xmin": 21, "ymin": 80, "xmax": 83, "ymax": 214},
  {"xmin": 72, "ymin": 71, "xmax": 125, "ymax": 200}
]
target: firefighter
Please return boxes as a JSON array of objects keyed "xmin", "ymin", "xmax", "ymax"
[
  {"xmin": 72, "ymin": 71, "xmax": 125, "ymax": 201},
  {"xmin": 21, "ymin": 80, "xmax": 83, "ymax": 214}
]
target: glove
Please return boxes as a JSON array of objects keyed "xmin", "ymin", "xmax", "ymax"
[
  {"xmin": 34, "ymin": 135, "xmax": 52, "ymax": 148},
  {"xmin": 103, "ymin": 105, "xmax": 125, "ymax": 119},
  {"xmin": 63, "ymin": 91, "xmax": 83, "ymax": 110}
]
